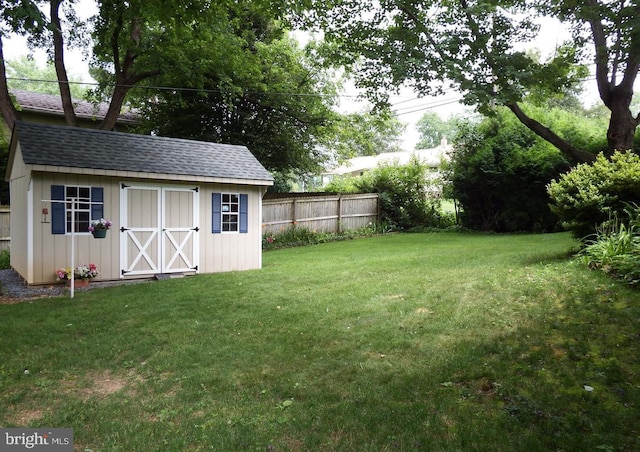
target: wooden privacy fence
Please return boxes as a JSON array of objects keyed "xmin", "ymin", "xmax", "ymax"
[
  {"xmin": 262, "ymin": 193, "xmax": 379, "ymax": 235},
  {"xmin": 0, "ymin": 206, "xmax": 9, "ymax": 251}
]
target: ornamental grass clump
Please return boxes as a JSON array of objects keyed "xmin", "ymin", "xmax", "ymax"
[{"xmin": 580, "ymin": 204, "xmax": 640, "ymax": 285}]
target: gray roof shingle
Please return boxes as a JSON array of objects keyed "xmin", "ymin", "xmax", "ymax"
[
  {"xmin": 13, "ymin": 121, "xmax": 273, "ymax": 183},
  {"xmin": 12, "ymin": 89, "xmax": 139, "ymax": 123}
]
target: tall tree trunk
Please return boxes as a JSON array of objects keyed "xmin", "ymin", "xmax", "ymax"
[
  {"xmin": 606, "ymin": 87, "xmax": 638, "ymax": 155},
  {"xmin": 50, "ymin": 0, "xmax": 77, "ymax": 126},
  {"xmin": 98, "ymin": 15, "xmax": 160, "ymax": 130},
  {"xmin": 588, "ymin": 0, "xmax": 640, "ymax": 155},
  {"xmin": 0, "ymin": 36, "xmax": 19, "ymax": 131}
]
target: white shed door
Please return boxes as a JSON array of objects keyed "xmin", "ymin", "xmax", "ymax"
[{"xmin": 121, "ymin": 184, "xmax": 199, "ymax": 277}]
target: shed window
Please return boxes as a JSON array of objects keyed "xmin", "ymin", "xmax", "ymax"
[
  {"xmin": 222, "ymin": 194, "xmax": 239, "ymax": 232},
  {"xmin": 51, "ymin": 185, "xmax": 104, "ymax": 235},
  {"xmin": 212, "ymin": 193, "xmax": 248, "ymax": 234}
]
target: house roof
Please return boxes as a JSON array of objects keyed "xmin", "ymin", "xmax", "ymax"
[
  {"xmin": 326, "ymin": 139, "xmax": 452, "ymax": 176},
  {"xmin": 10, "ymin": 121, "xmax": 273, "ymax": 184},
  {"xmin": 12, "ymin": 89, "xmax": 138, "ymax": 124}
]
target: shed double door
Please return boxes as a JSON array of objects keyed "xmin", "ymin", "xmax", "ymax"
[{"xmin": 120, "ymin": 184, "xmax": 199, "ymax": 277}]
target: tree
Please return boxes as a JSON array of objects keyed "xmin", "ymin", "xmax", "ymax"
[
  {"xmin": 310, "ymin": 0, "xmax": 640, "ymax": 163},
  {"xmin": 445, "ymin": 103, "xmax": 607, "ymax": 232},
  {"xmin": 0, "ymin": 0, "xmax": 47, "ymax": 128},
  {"xmin": 324, "ymin": 109, "xmax": 405, "ymax": 161},
  {"xmin": 6, "ymin": 56, "xmax": 86, "ymax": 98},
  {"xmin": 0, "ymin": 1, "xmax": 351, "ymax": 175},
  {"xmin": 415, "ymin": 112, "xmax": 459, "ymax": 149},
  {"xmin": 0, "ymin": 0, "xmax": 292, "ymax": 130},
  {"xmin": 134, "ymin": 30, "xmax": 341, "ymax": 174}
]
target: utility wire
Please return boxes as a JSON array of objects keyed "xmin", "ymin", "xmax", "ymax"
[{"xmin": 6, "ymin": 76, "xmax": 362, "ymax": 99}]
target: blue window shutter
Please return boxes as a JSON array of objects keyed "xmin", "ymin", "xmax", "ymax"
[
  {"xmin": 239, "ymin": 194, "xmax": 248, "ymax": 233},
  {"xmin": 91, "ymin": 187, "xmax": 104, "ymax": 221},
  {"xmin": 51, "ymin": 185, "xmax": 66, "ymax": 234},
  {"xmin": 212, "ymin": 193, "xmax": 222, "ymax": 233}
]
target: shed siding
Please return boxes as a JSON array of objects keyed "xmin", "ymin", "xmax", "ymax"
[
  {"xmin": 8, "ymin": 144, "xmax": 30, "ymax": 280},
  {"xmin": 31, "ymin": 172, "xmax": 121, "ymax": 284},
  {"xmin": 25, "ymin": 175, "xmax": 264, "ymax": 284},
  {"xmin": 200, "ymin": 184, "xmax": 263, "ymax": 273}
]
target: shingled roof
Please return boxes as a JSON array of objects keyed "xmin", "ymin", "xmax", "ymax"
[
  {"xmin": 10, "ymin": 121, "xmax": 273, "ymax": 184},
  {"xmin": 12, "ymin": 89, "xmax": 138, "ymax": 124}
]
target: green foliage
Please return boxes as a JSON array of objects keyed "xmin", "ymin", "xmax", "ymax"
[
  {"xmin": 313, "ymin": 0, "xmax": 640, "ymax": 157},
  {"xmin": 322, "ymin": 175, "xmax": 361, "ymax": 194},
  {"xmin": 262, "ymin": 223, "xmax": 391, "ymax": 250},
  {"xmin": 355, "ymin": 156, "xmax": 444, "ymax": 230},
  {"xmin": 446, "ymin": 106, "xmax": 574, "ymax": 232},
  {"xmin": 325, "ymin": 108, "xmax": 405, "ymax": 160},
  {"xmin": 580, "ymin": 205, "xmax": 640, "ymax": 285},
  {"xmin": 325, "ymin": 157, "xmax": 446, "ymax": 229},
  {"xmin": 134, "ymin": 28, "xmax": 339, "ymax": 174},
  {"xmin": 0, "ymin": 249, "xmax": 9, "ymax": 270},
  {"xmin": 0, "ymin": 0, "xmax": 47, "ymax": 36},
  {"xmin": 548, "ymin": 152, "xmax": 640, "ymax": 240},
  {"xmin": 415, "ymin": 112, "xmax": 460, "ymax": 149},
  {"xmin": 6, "ymin": 57, "xmax": 87, "ymax": 98},
  {"xmin": 267, "ymin": 172, "xmax": 294, "ymax": 193}
]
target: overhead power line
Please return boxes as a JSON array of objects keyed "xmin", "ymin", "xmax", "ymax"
[{"xmin": 6, "ymin": 76, "xmax": 362, "ymax": 99}]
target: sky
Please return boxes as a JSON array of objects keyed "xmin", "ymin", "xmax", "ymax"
[{"xmin": 2, "ymin": 5, "xmax": 591, "ymax": 151}]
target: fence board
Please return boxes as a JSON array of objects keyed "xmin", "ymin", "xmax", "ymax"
[
  {"xmin": 262, "ymin": 193, "xmax": 379, "ymax": 235},
  {"xmin": 0, "ymin": 206, "xmax": 9, "ymax": 252}
]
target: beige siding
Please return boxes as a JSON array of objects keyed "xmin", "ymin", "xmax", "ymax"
[
  {"xmin": 7, "ymin": 143, "xmax": 30, "ymax": 279},
  {"xmin": 30, "ymin": 173, "xmax": 121, "ymax": 284},
  {"xmin": 200, "ymin": 184, "xmax": 264, "ymax": 273}
]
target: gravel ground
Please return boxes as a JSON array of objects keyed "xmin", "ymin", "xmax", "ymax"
[
  {"xmin": 0, "ymin": 269, "xmax": 67, "ymax": 303},
  {"xmin": 0, "ymin": 269, "xmax": 155, "ymax": 304}
]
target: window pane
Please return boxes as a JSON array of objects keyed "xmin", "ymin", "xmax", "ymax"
[{"xmin": 64, "ymin": 185, "xmax": 93, "ymax": 233}]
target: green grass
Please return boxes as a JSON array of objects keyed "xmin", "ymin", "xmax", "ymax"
[{"xmin": 1, "ymin": 232, "xmax": 639, "ymax": 451}]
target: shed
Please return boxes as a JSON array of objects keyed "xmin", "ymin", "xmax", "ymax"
[{"xmin": 6, "ymin": 121, "xmax": 273, "ymax": 285}]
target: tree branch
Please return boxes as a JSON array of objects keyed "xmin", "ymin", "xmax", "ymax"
[
  {"xmin": 50, "ymin": 0, "xmax": 77, "ymax": 126},
  {"xmin": 506, "ymin": 102, "xmax": 595, "ymax": 163},
  {"xmin": 587, "ymin": 0, "xmax": 613, "ymax": 107},
  {"xmin": 0, "ymin": 36, "xmax": 19, "ymax": 130}
]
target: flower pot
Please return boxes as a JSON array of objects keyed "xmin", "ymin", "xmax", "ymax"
[
  {"xmin": 92, "ymin": 229, "xmax": 108, "ymax": 239},
  {"xmin": 67, "ymin": 279, "xmax": 89, "ymax": 289}
]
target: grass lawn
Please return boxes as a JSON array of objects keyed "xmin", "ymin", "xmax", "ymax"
[{"xmin": 1, "ymin": 232, "xmax": 639, "ymax": 451}]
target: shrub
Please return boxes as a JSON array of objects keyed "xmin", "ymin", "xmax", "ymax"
[
  {"xmin": 262, "ymin": 223, "xmax": 392, "ymax": 250},
  {"xmin": 445, "ymin": 109, "xmax": 570, "ymax": 232},
  {"xmin": 580, "ymin": 204, "xmax": 640, "ymax": 285},
  {"xmin": 547, "ymin": 151, "xmax": 640, "ymax": 240},
  {"xmin": 0, "ymin": 249, "xmax": 8, "ymax": 269},
  {"xmin": 354, "ymin": 156, "xmax": 444, "ymax": 230}
]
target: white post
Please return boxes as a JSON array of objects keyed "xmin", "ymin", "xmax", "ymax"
[
  {"xmin": 70, "ymin": 198, "xmax": 75, "ymax": 298},
  {"xmin": 42, "ymin": 197, "xmax": 104, "ymax": 299}
]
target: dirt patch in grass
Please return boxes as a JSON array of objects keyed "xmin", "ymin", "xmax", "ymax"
[
  {"xmin": 61, "ymin": 370, "xmax": 141, "ymax": 401},
  {"xmin": 13, "ymin": 408, "xmax": 45, "ymax": 425}
]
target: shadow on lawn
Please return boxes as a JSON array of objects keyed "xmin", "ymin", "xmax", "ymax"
[{"xmin": 443, "ymin": 279, "xmax": 640, "ymax": 451}]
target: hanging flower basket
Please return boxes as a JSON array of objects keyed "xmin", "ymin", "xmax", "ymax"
[
  {"xmin": 92, "ymin": 229, "xmax": 108, "ymax": 239},
  {"xmin": 88, "ymin": 218, "xmax": 112, "ymax": 239}
]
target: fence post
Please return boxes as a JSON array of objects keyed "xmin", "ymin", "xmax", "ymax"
[
  {"xmin": 292, "ymin": 198, "xmax": 298, "ymax": 227},
  {"xmin": 337, "ymin": 195, "xmax": 343, "ymax": 233}
]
